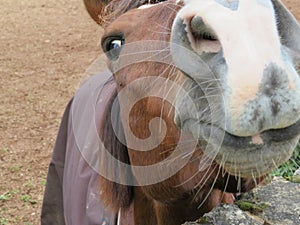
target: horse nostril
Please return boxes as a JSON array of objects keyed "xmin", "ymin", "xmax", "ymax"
[
  {"xmin": 190, "ymin": 16, "xmax": 205, "ymax": 36},
  {"xmin": 190, "ymin": 16, "xmax": 218, "ymax": 41}
]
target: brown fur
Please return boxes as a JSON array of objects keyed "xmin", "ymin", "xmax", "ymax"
[{"xmin": 86, "ymin": 0, "xmax": 265, "ymax": 224}]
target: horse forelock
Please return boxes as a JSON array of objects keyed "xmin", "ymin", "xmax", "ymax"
[{"xmin": 101, "ymin": 0, "xmax": 170, "ymax": 25}]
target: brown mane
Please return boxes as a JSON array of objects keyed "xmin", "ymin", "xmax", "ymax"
[{"xmin": 100, "ymin": 89, "xmax": 134, "ymax": 210}]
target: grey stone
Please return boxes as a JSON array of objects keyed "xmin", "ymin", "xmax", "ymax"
[{"xmin": 183, "ymin": 178, "xmax": 300, "ymax": 225}]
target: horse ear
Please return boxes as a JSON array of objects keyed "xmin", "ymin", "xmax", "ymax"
[
  {"xmin": 272, "ymin": 0, "xmax": 300, "ymax": 68},
  {"xmin": 84, "ymin": 0, "xmax": 149, "ymax": 25},
  {"xmin": 84, "ymin": 0, "xmax": 108, "ymax": 24}
]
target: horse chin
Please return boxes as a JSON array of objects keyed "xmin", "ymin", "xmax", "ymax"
[{"xmin": 182, "ymin": 119, "xmax": 300, "ymax": 178}]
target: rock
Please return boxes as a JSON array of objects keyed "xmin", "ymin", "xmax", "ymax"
[
  {"xmin": 182, "ymin": 204, "xmax": 262, "ymax": 225},
  {"xmin": 183, "ymin": 177, "xmax": 300, "ymax": 225}
]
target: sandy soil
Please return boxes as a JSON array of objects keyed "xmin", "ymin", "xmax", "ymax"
[{"xmin": 0, "ymin": 0, "xmax": 299, "ymax": 224}]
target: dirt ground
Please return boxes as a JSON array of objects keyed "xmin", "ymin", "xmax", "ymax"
[{"xmin": 0, "ymin": 0, "xmax": 299, "ymax": 224}]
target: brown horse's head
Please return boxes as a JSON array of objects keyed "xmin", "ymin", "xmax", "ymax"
[{"xmin": 84, "ymin": 0, "xmax": 300, "ymax": 223}]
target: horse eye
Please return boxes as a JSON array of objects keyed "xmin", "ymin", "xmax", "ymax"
[
  {"xmin": 102, "ymin": 35, "xmax": 125, "ymax": 60},
  {"xmin": 108, "ymin": 39, "xmax": 123, "ymax": 51}
]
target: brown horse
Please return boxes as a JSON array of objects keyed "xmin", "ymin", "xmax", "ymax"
[{"xmin": 81, "ymin": 0, "xmax": 300, "ymax": 224}]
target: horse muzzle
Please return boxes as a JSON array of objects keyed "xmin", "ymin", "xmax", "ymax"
[{"xmin": 170, "ymin": 0, "xmax": 300, "ymax": 177}]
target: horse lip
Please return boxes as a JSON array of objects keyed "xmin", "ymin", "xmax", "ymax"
[{"xmin": 200, "ymin": 119, "xmax": 300, "ymax": 149}]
